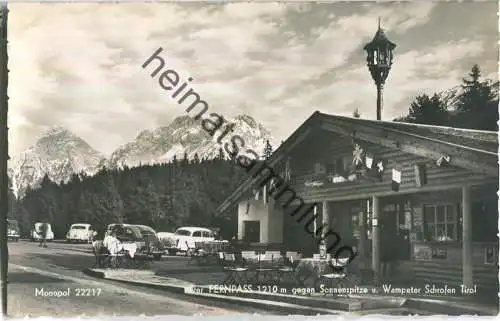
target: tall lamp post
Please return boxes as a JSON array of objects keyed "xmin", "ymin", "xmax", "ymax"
[
  {"xmin": 363, "ymin": 19, "xmax": 396, "ymax": 121},
  {"xmin": 0, "ymin": 3, "xmax": 9, "ymax": 316}
]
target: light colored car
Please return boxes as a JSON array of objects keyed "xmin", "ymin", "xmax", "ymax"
[
  {"xmin": 172, "ymin": 227, "xmax": 216, "ymax": 254},
  {"xmin": 66, "ymin": 223, "xmax": 96, "ymax": 243},
  {"xmin": 31, "ymin": 222, "xmax": 54, "ymax": 242}
]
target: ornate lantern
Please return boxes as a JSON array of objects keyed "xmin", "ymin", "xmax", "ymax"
[{"xmin": 363, "ymin": 19, "xmax": 396, "ymax": 120}]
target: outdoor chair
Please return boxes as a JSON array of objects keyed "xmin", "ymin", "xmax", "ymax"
[
  {"xmin": 110, "ymin": 249, "xmax": 128, "ymax": 269},
  {"xmin": 277, "ymin": 252, "xmax": 303, "ymax": 286},
  {"xmin": 91, "ymin": 240, "xmax": 126, "ymax": 269},
  {"xmin": 316, "ymin": 257, "xmax": 351, "ymax": 294},
  {"xmin": 253, "ymin": 253, "xmax": 277, "ymax": 284},
  {"xmin": 133, "ymin": 246, "xmax": 154, "ymax": 269},
  {"xmin": 220, "ymin": 252, "xmax": 249, "ymax": 285},
  {"xmin": 187, "ymin": 241, "xmax": 209, "ymax": 265},
  {"xmin": 240, "ymin": 251, "xmax": 259, "ymax": 281},
  {"xmin": 241, "ymin": 251, "xmax": 257, "ymax": 262},
  {"xmin": 92, "ymin": 241, "xmax": 110, "ymax": 268}
]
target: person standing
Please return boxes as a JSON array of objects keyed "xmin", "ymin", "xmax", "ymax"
[
  {"xmin": 103, "ymin": 229, "xmax": 122, "ymax": 268},
  {"xmin": 38, "ymin": 221, "xmax": 49, "ymax": 248}
]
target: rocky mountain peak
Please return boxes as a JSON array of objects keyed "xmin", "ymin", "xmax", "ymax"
[
  {"xmin": 108, "ymin": 114, "xmax": 277, "ymax": 168},
  {"xmin": 10, "ymin": 128, "xmax": 105, "ymax": 198},
  {"xmin": 9, "ymin": 114, "xmax": 277, "ymax": 197}
]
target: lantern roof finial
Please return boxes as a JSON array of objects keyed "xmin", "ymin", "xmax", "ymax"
[{"xmin": 363, "ymin": 18, "xmax": 396, "ymax": 51}]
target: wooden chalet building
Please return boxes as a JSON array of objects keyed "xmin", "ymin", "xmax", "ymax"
[{"xmin": 215, "ymin": 111, "xmax": 498, "ymax": 291}]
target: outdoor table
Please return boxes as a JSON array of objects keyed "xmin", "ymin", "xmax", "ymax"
[
  {"xmin": 294, "ymin": 257, "xmax": 346, "ymax": 288},
  {"xmin": 195, "ymin": 241, "xmax": 229, "ymax": 254},
  {"xmin": 122, "ymin": 243, "xmax": 138, "ymax": 258},
  {"xmin": 193, "ymin": 241, "xmax": 230, "ymax": 265},
  {"xmin": 241, "ymin": 254, "xmax": 280, "ymax": 284}
]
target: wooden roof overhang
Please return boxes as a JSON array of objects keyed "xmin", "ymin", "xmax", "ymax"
[{"xmin": 214, "ymin": 112, "xmax": 498, "ymax": 216}]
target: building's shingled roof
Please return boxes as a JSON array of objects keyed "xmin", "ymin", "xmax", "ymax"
[
  {"xmin": 214, "ymin": 111, "xmax": 498, "ymax": 216},
  {"xmin": 320, "ymin": 113, "xmax": 498, "ymax": 154}
]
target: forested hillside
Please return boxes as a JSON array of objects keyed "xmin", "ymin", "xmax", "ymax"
[{"xmin": 10, "ymin": 149, "xmax": 248, "ymax": 240}]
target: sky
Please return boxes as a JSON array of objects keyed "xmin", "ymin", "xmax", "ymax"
[{"xmin": 8, "ymin": 1, "xmax": 498, "ymax": 157}]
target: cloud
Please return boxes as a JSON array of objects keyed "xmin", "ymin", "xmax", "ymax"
[
  {"xmin": 298, "ymin": 39, "xmax": 487, "ymax": 120},
  {"xmin": 7, "ymin": 2, "xmax": 497, "ymax": 158}
]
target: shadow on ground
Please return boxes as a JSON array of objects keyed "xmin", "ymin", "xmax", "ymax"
[
  {"xmin": 8, "ymin": 272, "xmax": 69, "ymax": 284},
  {"xmin": 21, "ymin": 252, "xmax": 96, "ymax": 272}
]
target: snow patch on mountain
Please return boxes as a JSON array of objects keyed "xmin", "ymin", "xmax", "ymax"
[{"xmin": 109, "ymin": 114, "xmax": 278, "ymax": 168}]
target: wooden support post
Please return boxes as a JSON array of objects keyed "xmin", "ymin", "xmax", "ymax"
[
  {"xmin": 322, "ymin": 201, "xmax": 329, "ymax": 239},
  {"xmin": 462, "ymin": 185, "xmax": 473, "ymax": 288},
  {"xmin": 371, "ymin": 196, "xmax": 380, "ymax": 282},
  {"xmin": 0, "ymin": 5, "xmax": 8, "ymax": 316},
  {"xmin": 358, "ymin": 201, "xmax": 368, "ymax": 261}
]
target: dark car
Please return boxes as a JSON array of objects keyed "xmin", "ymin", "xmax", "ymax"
[
  {"xmin": 134, "ymin": 225, "xmax": 166, "ymax": 260},
  {"xmin": 106, "ymin": 224, "xmax": 165, "ymax": 260},
  {"xmin": 7, "ymin": 219, "xmax": 20, "ymax": 242}
]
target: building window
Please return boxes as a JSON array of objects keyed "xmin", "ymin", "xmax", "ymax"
[
  {"xmin": 327, "ymin": 157, "xmax": 348, "ymax": 176},
  {"xmin": 423, "ymin": 204, "xmax": 457, "ymax": 242},
  {"xmin": 314, "ymin": 162, "xmax": 326, "ymax": 175}
]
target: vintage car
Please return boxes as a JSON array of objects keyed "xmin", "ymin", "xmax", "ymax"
[
  {"xmin": 66, "ymin": 223, "xmax": 96, "ymax": 243},
  {"xmin": 134, "ymin": 225, "xmax": 166, "ymax": 260},
  {"xmin": 31, "ymin": 222, "xmax": 55, "ymax": 242},
  {"xmin": 106, "ymin": 224, "xmax": 165, "ymax": 260},
  {"xmin": 157, "ymin": 227, "xmax": 216, "ymax": 255},
  {"xmin": 7, "ymin": 219, "xmax": 20, "ymax": 242}
]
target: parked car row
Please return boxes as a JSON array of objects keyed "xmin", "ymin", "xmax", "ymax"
[{"xmin": 10, "ymin": 219, "xmax": 224, "ymax": 260}]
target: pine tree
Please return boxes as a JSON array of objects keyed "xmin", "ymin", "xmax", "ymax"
[
  {"xmin": 193, "ymin": 153, "xmax": 200, "ymax": 164},
  {"xmin": 181, "ymin": 152, "xmax": 189, "ymax": 165},
  {"xmin": 95, "ymin": 174, "xmax": 124, "ymax": 224},
  {"xmin": 18, "ymin": 158, "xmax": 252, "ymax": 239},
  {"xmin": 263, "ymin": 140, "xmax": 273, "ymax": 159},
  {"xmin": 453, "ymin": 64, "xmax": 498, "ymax": 131},
  {"xmin": 217, "ymin": 147, "xmax": 225, "ymax": 160},
  {"xmin": 402, "ymin": 93, "xmax": 449, "ymax": 125}
]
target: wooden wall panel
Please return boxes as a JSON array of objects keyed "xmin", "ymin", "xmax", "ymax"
[{"xmin": 286, "ymin": 129, "xmax": 494, "ymax": 203}]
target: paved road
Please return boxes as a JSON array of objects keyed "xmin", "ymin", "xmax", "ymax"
[{"xmin": 7, "ymin": 240, "xmax": 271, "ymax": 317}]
